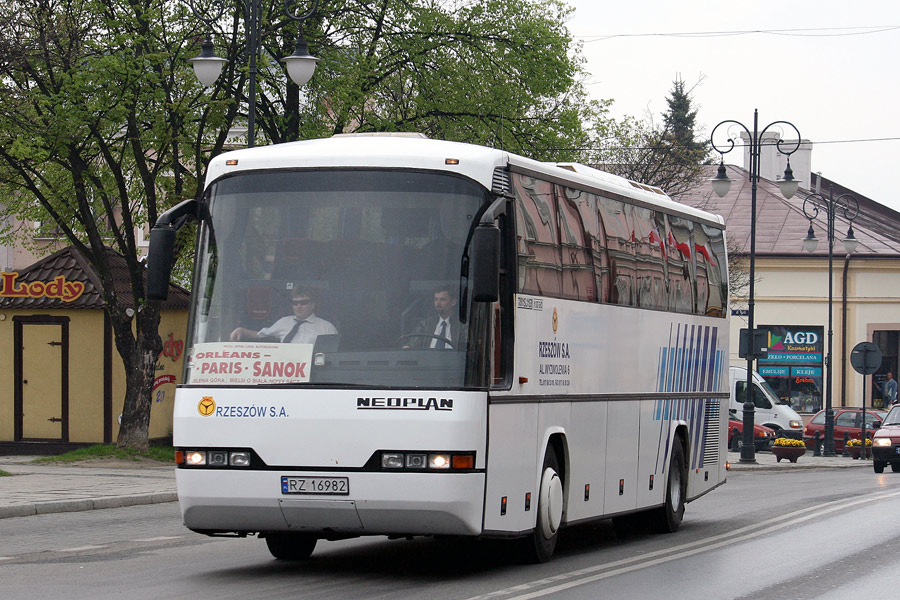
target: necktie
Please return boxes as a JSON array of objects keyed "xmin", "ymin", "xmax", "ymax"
[
  {"xmin": 283, "ymin": 319, "xmax": 305, "ymax": 343},
  {"xmin": 438, "ymin": 320, "xmax": 449, "ymax": 348}
]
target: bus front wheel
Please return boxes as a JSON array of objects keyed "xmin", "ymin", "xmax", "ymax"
[
  {"xmin": 652, "ymin": 440, "xmax": 686, "ymax": 534},
  {"xmin": 523, "ymin": 449, "xmax": 564, "ymax": 563},
  {"xmin": 264, "ymin": 533, "xmax": 317, "ymax": 560}
]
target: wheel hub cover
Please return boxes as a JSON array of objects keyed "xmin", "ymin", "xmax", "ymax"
[{"xmin": 539, "ymin": 467, "xmax": 563, "ymax": 538}]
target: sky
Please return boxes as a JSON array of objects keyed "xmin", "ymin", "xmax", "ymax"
[{"xmin": 565, "ymin": 0, "xmax": 900, "ymax": 211}]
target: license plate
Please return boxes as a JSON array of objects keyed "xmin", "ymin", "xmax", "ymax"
[{"xmin": 281, "ymin": 476, "xmax": 349, "ymax": 495}]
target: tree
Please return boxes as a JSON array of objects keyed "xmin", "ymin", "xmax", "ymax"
[
  {"xmin": 225, "ymin": 0, "xmax": 601, "ymax": 160},
  {"xmin": 0, "ymin": 0, "xmax": 601, "ymax": 449},
  {"xmin": 0, "ymin": 0, "xmax": 217, "ymax": 450},
  {"xmin": 588, "ymin": 78, "xmax": 710, "ymax": 198}
]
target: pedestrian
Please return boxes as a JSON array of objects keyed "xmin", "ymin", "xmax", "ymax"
[{"xmin": 883, "ymin": 371, "xmax": 898, "ymax": 406}]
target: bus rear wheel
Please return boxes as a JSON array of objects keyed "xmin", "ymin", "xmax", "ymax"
[
  {"xmin": 264, "ymin": 533, "xmax": 317, "ymax": 560},
  {"xmin": 652, "ymin": 440, "xmax": 686, "ymax": 534},
  {"xmin": 523, "ymin": 449, "xmax": 564, "ymax": 563}
]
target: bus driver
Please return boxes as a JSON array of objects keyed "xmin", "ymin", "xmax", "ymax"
[{"xmin": 230, "ymin": 286, "xmax": 338, "ymax": 344}]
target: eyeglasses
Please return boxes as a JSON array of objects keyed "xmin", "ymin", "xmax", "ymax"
[{"xmin": 291, "ymin": 298, "xmax": 312, "ymax": 306}]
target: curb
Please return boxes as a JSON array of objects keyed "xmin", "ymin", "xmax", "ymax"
[
  {"xmin": 728, "ymin": 464, "xmax": 862, "ymax": 472},
  {"xmin": 0, "ymin": 492, "xmax": 178, "ymax": 520}
]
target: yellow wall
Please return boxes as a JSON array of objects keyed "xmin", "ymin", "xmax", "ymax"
[
  {"xmin": 0, "ymin": 311, "xmax": 15, "ymax": 440},
  {"xmin": 731, "ymin": 255, "xmax": 900, "ymax": 409},
  {"xmin": 67, "ymin": 311, "xmax": 107, "ymax": 442},
  {"xmin": 0, "ymin": 307, "xmax": 187, "ymax": 444}
]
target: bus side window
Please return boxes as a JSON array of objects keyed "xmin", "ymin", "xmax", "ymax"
[{"xmin": 513, "ymin": 173, "xmax": 562, "ymax": 297}]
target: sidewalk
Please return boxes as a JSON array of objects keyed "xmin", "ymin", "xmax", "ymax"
[
  {"xmin": 0, "ymin": 449, "xmax": 875, "ymax": 520},
  {"xmin": 726, "ymin": 448, "xmax": 876, "ymax": 472},
  {"xmin": 0, "ymin": 455, "xmax": 176, "ymax": 519}
]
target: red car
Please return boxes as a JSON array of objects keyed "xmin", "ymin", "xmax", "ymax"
[
  {"xmin": 872, "ymin": 405, "xmax": 900, "ymax": 473},
  {"xmin": 803, "ymin": 408, "xmax": 886, "ymax": 452},
  {"xmin": 728, "ymin": 410, "xmax": 776, "ymax": 451}
]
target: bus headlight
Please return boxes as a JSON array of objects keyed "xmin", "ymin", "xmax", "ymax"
[
  {"xmin": 229, "ymin": 451, "xmax": 251, "ymax": 466},
  {"xmin": 381, "ymin": 453, "xmax": 405, "ymax": 469},
  {"xmin": 185, "ymin": 450, "xmax": 206, "ymax": 466},
  {"xmin": 176, "ymin": 449, "xmax": 253, "ymax": 467},
  {"xmin": 377, "ymin": 451, "xmax": 475, "ymax": 471},
  {"xmin": 429, "ymin": 454, "xmax": 451, "ymax": 469},
  {"xmin": 789, "ymin": 420, "xmax": 803, "ymax": 429},
  {"xmin": 208, "ymin": 451, "xmax": 228, "ymax": 466},
  {"xmin": 405, "ymin": 454, "xmax": 427, "ymax": 469}
]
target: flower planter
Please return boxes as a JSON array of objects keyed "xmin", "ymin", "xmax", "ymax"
[
  {"xmin": 847, "ymin": 446, "xmax": 872, "ymax": 459},
  {"xmin": 772, "ymin": 446, "xmax": 806, "ymax": 463}
]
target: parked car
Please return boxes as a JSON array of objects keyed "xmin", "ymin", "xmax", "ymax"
[
  {"xmin": 727, "ymin": 409, "xmax": 776, "ymax": 451},
  {"xmin": 803, "ymin": 407, "xmax": 886, "ymax": 452},
  {"xmin": 729, "ymin": 367, "xmax": 805, "ymax": 438},
  {"xmin": 872, "ymin": 405, "xmax": 900, "ymax": 473}
]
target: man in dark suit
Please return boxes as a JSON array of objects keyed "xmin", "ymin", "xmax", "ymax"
[{"xmin": 404, "ymin": 285, "xmax": 466, "ymax": 349}]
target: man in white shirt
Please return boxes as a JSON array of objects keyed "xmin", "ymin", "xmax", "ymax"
[
  {"xmin": 403, "ymin": 285, "xmax": 466, "ymax": 349},
  {"xmin": 231, "ymin": 286, "xmax": 337, "ymax": 344}
]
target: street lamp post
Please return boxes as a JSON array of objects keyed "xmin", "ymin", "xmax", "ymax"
[
  {"xmin": 187, "ymin": 0, "xmax": 320, "ymax": 148},
  {"xmin": 710, "ymin": 109, "xmax": 802, "ymax": 464},
  {"xmin": 801, "ymin": 185, "xmax": 859, "ymax": 456}
]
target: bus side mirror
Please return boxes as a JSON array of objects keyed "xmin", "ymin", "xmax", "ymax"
[
  {"xmin": 471, "ymin": 224, "xmax": 500, "ymax": 303},
  {"xmin": 146, "ymin": 198, "xmax": 200, "ymax": 302},
  {"xmin": 147, "ymin": 226, "xmax": 177, "ymax": 301}
]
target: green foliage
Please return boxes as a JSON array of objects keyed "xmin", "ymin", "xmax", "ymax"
[
  {"xmin": 0, "ymin": 0, "xmax": 604, "ymax": 448},
  {"xmin": 234, "ymin": 0, "xmax": 597, "ymax": 160},
  {"xmin": 32, "ymin": 444, "xmax": 175, "ymax": 464},
  {"xmin": 587, "ymin": 78, "xmax": 710, "ymax": 199},
  {"xmin": 0, "ymin": 0, "xmax": 215, "ymax": 450}
]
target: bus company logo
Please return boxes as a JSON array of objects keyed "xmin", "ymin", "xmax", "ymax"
[
  {"xmin": 357, "ymin": 397, "xmax": 453, "ymax": 411},
  {"xmin": 198, "ymin": 396, "xmax": 216, "ymax": 416},
  {"xmin": 552, "ymin": 307, "xmax": 558, "ymax": 333}
]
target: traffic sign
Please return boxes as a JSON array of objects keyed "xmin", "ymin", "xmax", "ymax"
[{"xmin": 850, "ymin": 341, "xmax": 882, "ymax": 375}]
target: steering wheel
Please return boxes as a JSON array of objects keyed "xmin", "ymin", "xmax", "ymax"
[{"xmin": 398, "ymin": 333, "xmax": 455, "ymax": 350}]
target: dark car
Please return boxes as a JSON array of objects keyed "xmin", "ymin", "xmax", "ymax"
[
  {"xmin": 803, "ymin": 407, "xmax": 886, "ymax": 452},
  {"xmin": 872, "ymin": 405, "xmax": 900, "ymax": 473},
  {"xmin": 728, "ymin": 409, "xmax": 776, "ymax": 451}
]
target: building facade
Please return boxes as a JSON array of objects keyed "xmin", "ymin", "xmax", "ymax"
[
  {"xmin": 678, "ymin": 150, "xmax": 900, "ymax": 414},
  {"xmin": 0, "ymin": 246, "xmax": 188, "ymax": 452}
]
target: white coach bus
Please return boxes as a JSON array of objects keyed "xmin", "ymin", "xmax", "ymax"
[{"xmin": 147, "ymin": 134, "xmax": 729, "ymax": 563}]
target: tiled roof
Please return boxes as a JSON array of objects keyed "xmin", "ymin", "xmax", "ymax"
[
  {"xmin": 676, "ymin": 165, "xmax": 900, "ymax": 257},
  {"xmin": 0, "ymin": 245, "xmax": 190, "ymax": 310}
]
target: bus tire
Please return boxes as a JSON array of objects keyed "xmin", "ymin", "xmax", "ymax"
[
  {"xmin": 523, "ymin": 448, "xmax": 564, "ymax": 563},
  {"xmin": 264, "ymin": 533, "xmax": 317, "ymax": 560},
  {"xmin": 652, "ymin": 440, "xmax": 686, "ymax": 534}
]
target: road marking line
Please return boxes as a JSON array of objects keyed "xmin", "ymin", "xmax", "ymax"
[
  {"xmin": 133, "ymin": 536, "xmax": 184, "ymax": 542},
  {"xmin": 58, "ymin": 545, "xmax": 108, "ymax": 552},
  {"xmin": 465, "ymin": 488, "xmax": 900, "ymax": 600}
]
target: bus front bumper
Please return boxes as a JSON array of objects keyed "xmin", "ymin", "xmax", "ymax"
[{"xmin": 177, "ymin": 469, "xmax": 486, "ymax": 537}]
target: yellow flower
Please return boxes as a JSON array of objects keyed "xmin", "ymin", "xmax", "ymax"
[
  {"xmin": 773, "ymin": 437, "xmax": 805, "ymax": 447},
  {"xmin": 845, "ymin": 438, "xmax": 872, "ymax": 447}
]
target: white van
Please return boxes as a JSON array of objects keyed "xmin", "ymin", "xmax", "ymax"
[{"xmin": 729, "ymin": 366, "xmax": 805, "ymax": 438}]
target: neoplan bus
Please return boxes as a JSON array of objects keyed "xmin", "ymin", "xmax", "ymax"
[{"xmin": 147, "ymin": 134, "xmax": 730, "ymax": 563}]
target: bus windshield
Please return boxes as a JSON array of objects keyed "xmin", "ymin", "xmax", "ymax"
[{"xmin": 185, "ymin": 169, "xmax": 493, "ymax": 389}]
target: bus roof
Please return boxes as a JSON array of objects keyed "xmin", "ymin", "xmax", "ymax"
[{"xmin": 206, "ymin": 134, "xmax": 724, "ymax": 227}]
